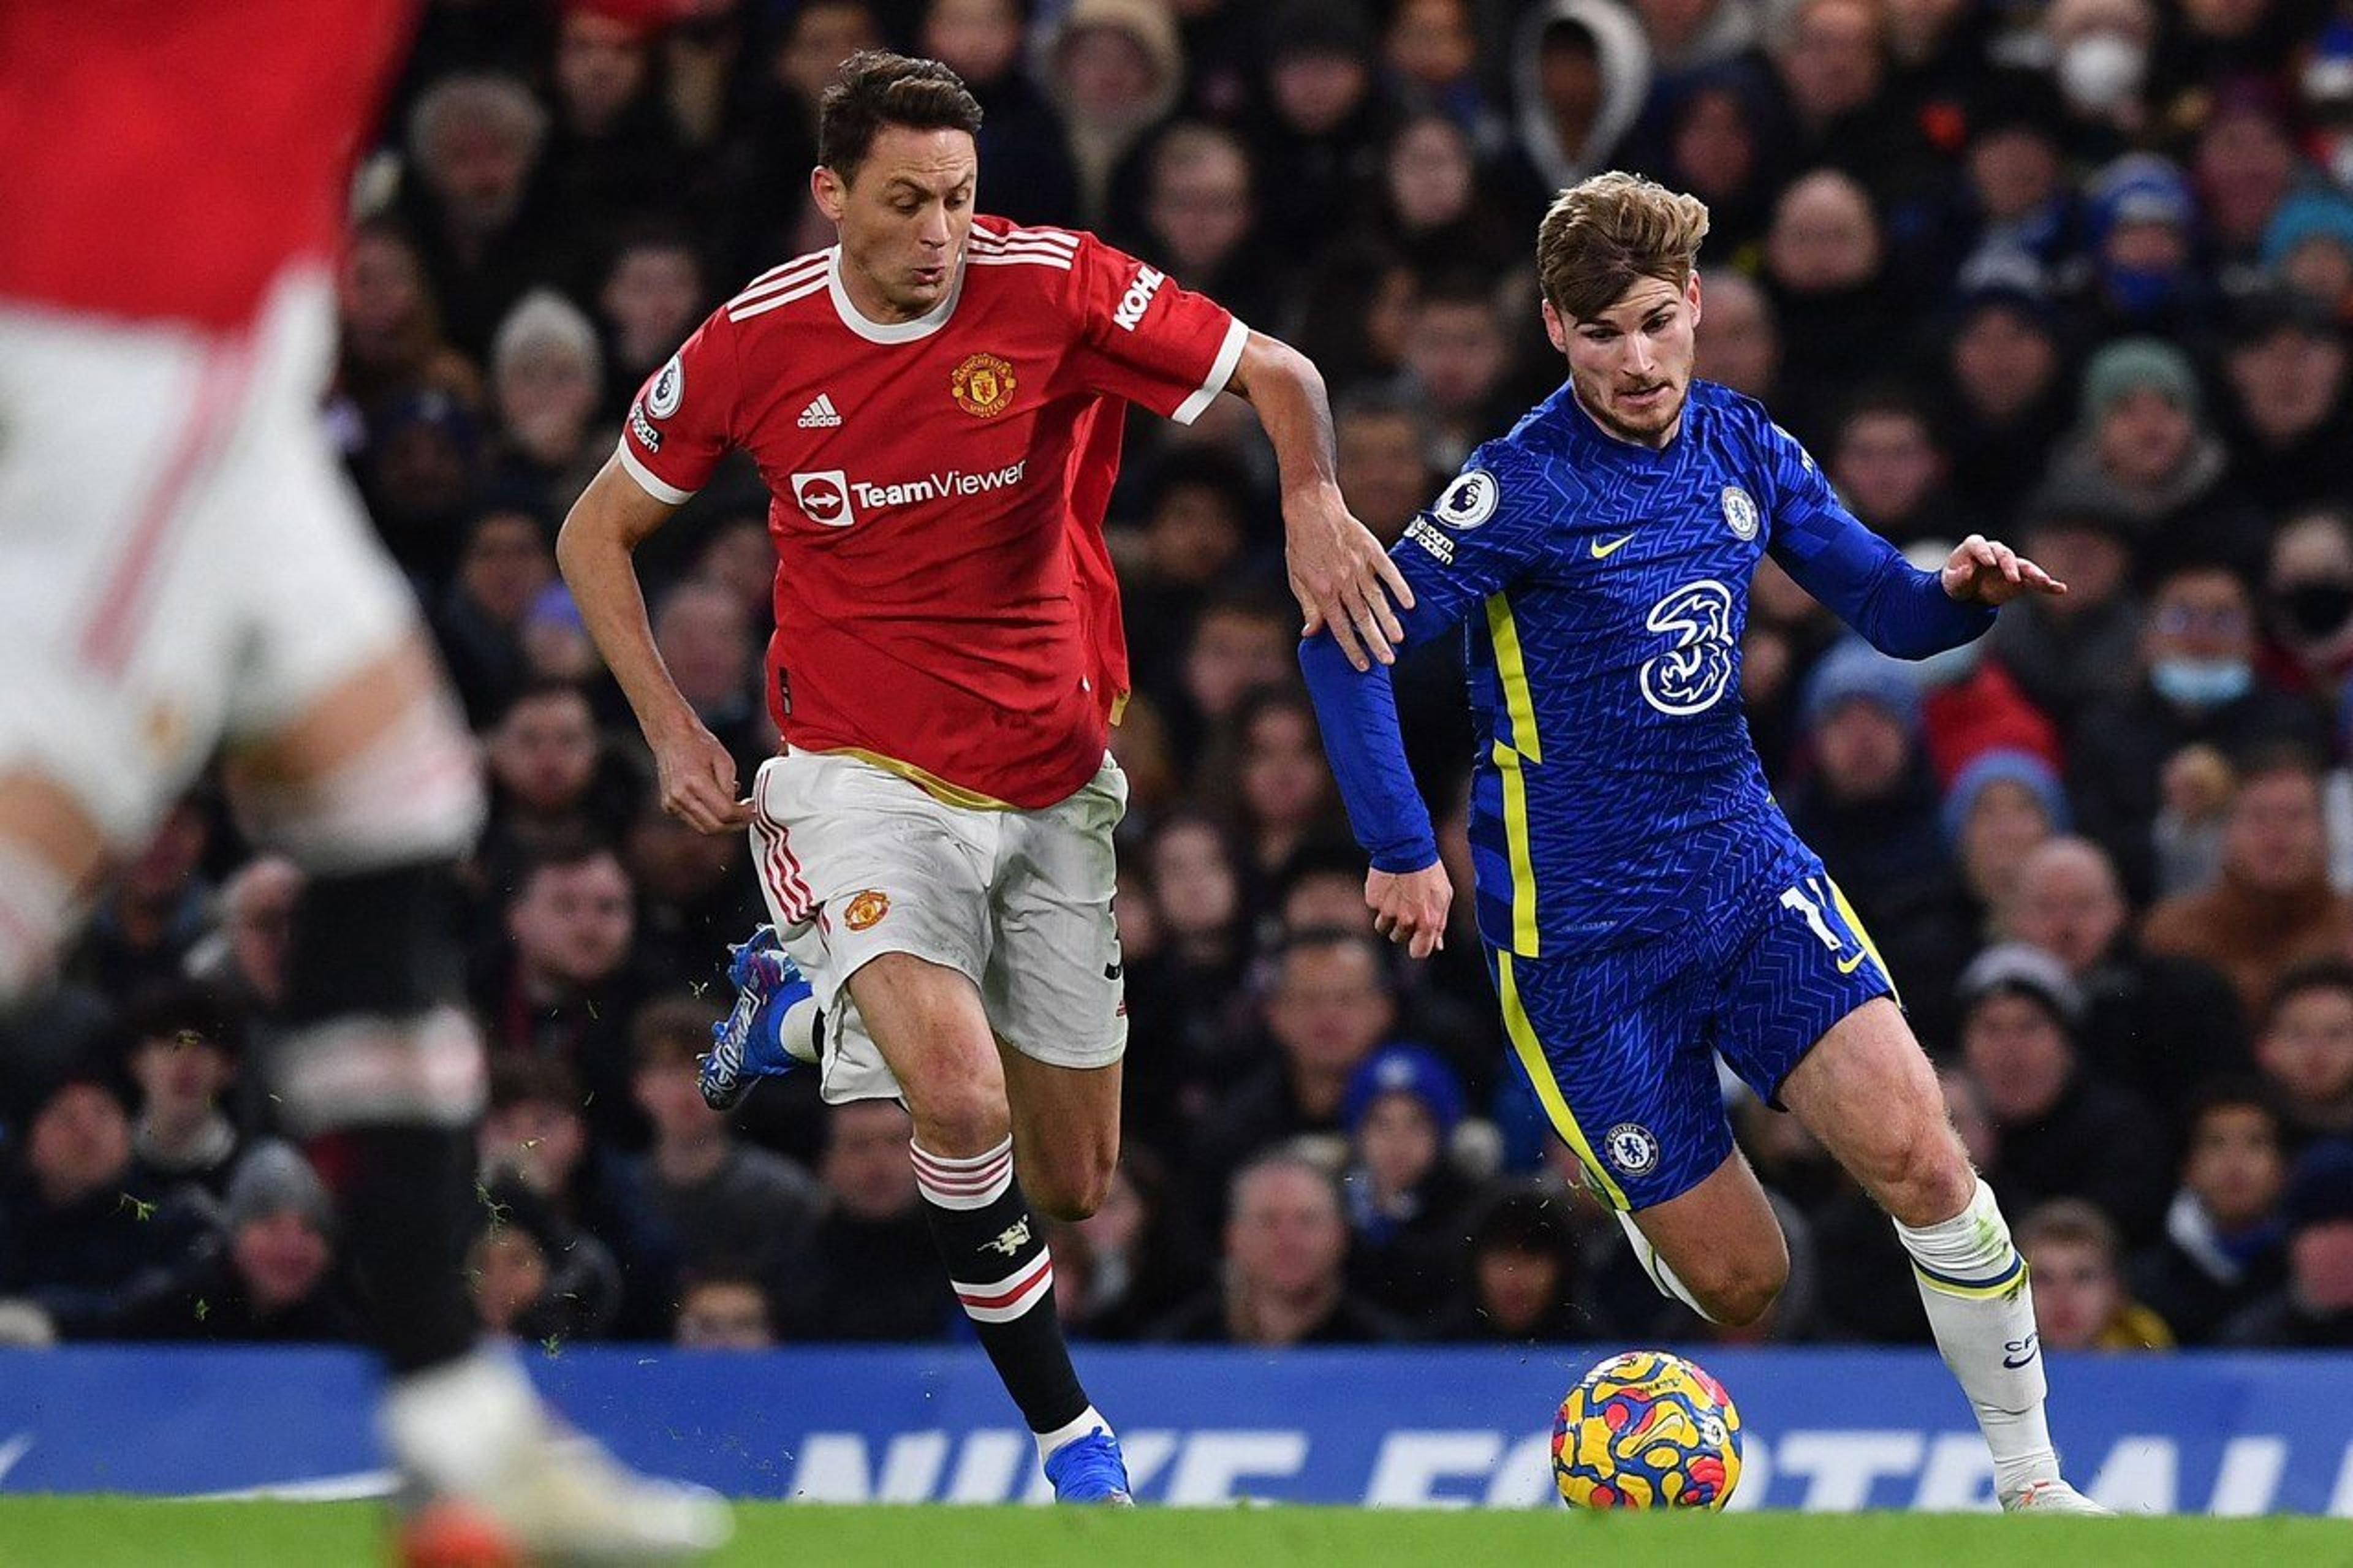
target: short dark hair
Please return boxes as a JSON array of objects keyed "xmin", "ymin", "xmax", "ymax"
[
  {"xmin": 817, "ymin": 51, "xmax": 983, "ymax": 184},
  {"xmin": 2264, "ymin": 956, "xmax": 2353, "ymax": 1032}
]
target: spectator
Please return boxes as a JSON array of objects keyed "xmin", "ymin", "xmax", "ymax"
[
  {"xmin": 2018, "ymin": 1199, "xmax": 2175, "ymax": 1350},
  {"xmin": 1998, "ymin": 836, "xmax": 2252, "ymax": 1119},
  {"xmin": 466, "ymin": 1171, "xmax": 623, "ymax": 1343},
  {"xmin": 921, "ymin": 0, "xmax": 1080, "ymax": 227},
  {"xmin": 594, "ymin": 225, "xmax": 707, "ymax": 422},
  {"xmin": 1653, "ymin": 72, "xmax": 1782, "ymax": 260},
  {"xmin": 2131, "ymin": 1083, "xmax": 2290, "ymax": 1343},
  {"xmin": 1825, "ymin": 388, "xmax": 1968, "ymax": 549},
  {"xmin": 471, "ymin": 839, "xmax": 649, "ymax": 1149},
  {"xmin": 0, "ymin": 1067, "xmax": 214, "ymax": 1337},
  {"xmin": 119, "ymin": 983, "xmax": 246, "ymax": 1201},
  {"xmin": 1375, "ymin": 112, "xmax": 1525, "ymax": 283},
  {"xmin": 2041, "ymin": 338, "xmax": 2265, "ymax": 584},
  {"xmin": 436, "ymin": 506, "xmax": 558, "ymax": 726},
  {"xmin": 2216, "ymin": 289, "xmax": 2353, "ymax": 516},
  {"xmin": 398, "ymin": 73, "xmax": 558, "ymax": 360},
  {"xmin": 181, "ymin": 854, "xmax": 305, "ymax": 1013},
  {"xmin": 1154, "ymin": 1152, "xmax": 1404, "ymax": 1344},
  {"xmin": 1383, "ymin": 0, "xmax": 1503, "ymax": 147},
  {"xmin": 1393, "ymin": 272, "xmax": 1515, "ymax": 473},
  {"xmin": 1339, "ymin": 1045, "xmax": 1478, "ymax": 1322},
  {"xmin": 1939, "ymin": 275, "xmax": 2070, "ymax": 523},
  {"xmin": 539, "ymin": 4, "xmax": 681, "ymax": 275},
  {"xmin": 1126, "ymin": 124, "xmax": 1276, "ymax": 328},
  {"xmin": 479, "ymin": 681, "xmax": 640, "ymax": 879},
  {"xmin": 1203, "ymin": 686, "xmax": 1344, "ymax": 886},
  {"xmin": 774, "ymin": 1101, "xmax": 954, "ymax": 1342},
  {"xmin": 623, "ymin": 797, "xmax": 763, "ymax": 987},
  {"xmin": 1985, "ymin": 486, "xmax": 2145, "ymax": 730},
  {"xmin": 2069, "ymin": 564, "xmax": 2325, "ymax": 901},
  {"xmin": 1117, "ymin": 447, "xmax": 1259, "ymax": 711},
  {"xmin": 2262, "ymin": 506, "xmax": 2353, "ymax": 710},
  {"xmin": 1335, "ymin": 392, "xmax": 1439, "ymax": 547},
  {"xmin": 651, "ymin": 577, "xmax": 771, "ymax": 784},
  {"xmin": 1188, "ymin": 929, "xmax": 1403, "ymax": 1209},
  {"xmin": 1171, "ymin": 592, "xmax": 1296, "ymax": 762},
  {"xmin": 1693, "ymin": 267, "xmax": 1779, "ymax": 402},
  {"xmin": 2265, "ymin": 184, "xmax": 2353, "ymax": 317},
  {"xmin": 2251, "ymin": 960, "xmax": 2353, "ymax": 1141},
  {"xmin": 68, "ymin": 798, "xmax": 212, "ymax": 1000},
  {"xmin": 1508, "ymin": 1, "xmax": 1653, "ymax": 194},
  {"xmin": 1630, "ymin": 0, "xmax": 1760, "ymax": 79},
  {"xmin": 486, "ymin": 290, "xmax": 606, "ymax": 520},
  {"xmin": 1245, "ymin": 3, "xmax": 1395, "ymax": 262},
  {"xmin": 673, "ymin": 1270, "xmax": 778, "ymax": 1350},
  {"xmin": 2191, "ymin": 83, "xmax": 2304, "ymax": 286},
  {"xmin": 2143, "ymin": 747, "xmax": 2353, "ymax": 1017},
  {"xmin": 1040, "ymin": 0, "xmax": 1184, "ymax": 229},
  {"xmin": 2073, "ymin": 154, "xmax": 2205, "ymax": 343},
  {"xmin": 1956, "ymin": 943, "xmax": 2173, "ymax": 1243},
  {"xmin": 335, "ymin": 218, "xmax": 482, "ymax": 415},
  {"xmin": 2219, "ymin": 1140, "xmax": 2353, "ymax": 1346},
  {"xmin": 626, "ymin": 996, "xmax": 824, "ymax": 1295},
  {"xmin": 2046, "ymin": 0, "xmax": 2161, "ymax": 156},
  {"xmin": 1438, "ymin": 1181, "xmax": 1588, "ymax": 1342},
  {"xmin": 1760, "ymin": 169, "xmax": 1901, "ymax": 443},
  {"xmin": 357, "ymin": 388, "xmax": 485, "ymax": 585},
  {"xmin": 101, "ymin": 1141, "xmax": 360, "ymax": 1344},
  {"xmin": 1943, "ymin": 749, "xmax": 2069, "ymax": 929}
]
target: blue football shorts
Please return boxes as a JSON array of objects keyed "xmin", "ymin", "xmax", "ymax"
[{"xmin": 1490, "ymin": 855, "xmax": 1896, "ymax": 1211}]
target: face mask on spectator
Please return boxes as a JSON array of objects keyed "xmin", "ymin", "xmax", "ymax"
[
  {"xmin": 2061, "ymin": 33, "xmax": 2147, "ymax": 113},
  {"xmin": 2102, "ymin": 260, "xmax": 2182, "ymax": 314},
  {"xmin": 2151, "ymin": 656, "xmax": 2253, "ymax": 708}
]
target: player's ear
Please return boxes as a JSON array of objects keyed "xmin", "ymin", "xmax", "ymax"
[
  {"xmin": 810, "ymin": 164, "xmax": 847, "ymax": 224},
  {"xmin": 1540, "ymin": 297, "xmax": 1569, "ymax": 355},
  {"xmin": 1685, "ymin": 269, "xmax": 1703, "ymax": 328}
]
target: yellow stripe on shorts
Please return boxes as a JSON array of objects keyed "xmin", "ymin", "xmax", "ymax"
[{"xmin": 1498, "ymin": 951, "xmax": 1626, "ymax": 1210}]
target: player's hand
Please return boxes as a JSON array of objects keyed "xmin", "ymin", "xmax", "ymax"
[
  {"xmin": 650, "ymin": 717, "xmax": 754, "ymax": 835},
  {"xmin": 1367, "ymin": 863, "xmax": 1452, "ymax": 960},
  {"xmin": 1940, "ymin": 534, "xmax": 2067, "ymax": 607},
  {"xmin": 1285, "ymin": 483, "xmax": 1414, "ymax": 671}
]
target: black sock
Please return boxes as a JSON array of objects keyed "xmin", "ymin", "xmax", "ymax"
[
  {"xmin": 308, "ymin": 1123, "xmax": 480, "ymax": 1377},
  {"xmin": 911, "ymin": 1137, "xmax": 1088, "ymax": 1434}
]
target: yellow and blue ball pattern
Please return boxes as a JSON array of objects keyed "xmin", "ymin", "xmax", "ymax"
[{"xmin": 1552, "ymin": 1349, "xmax": 1743, "ymax": 1510}]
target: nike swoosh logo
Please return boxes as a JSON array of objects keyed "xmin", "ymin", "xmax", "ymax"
[
  {"xmin": 1837, "ymin": 950, "xmax": 1868, "ymax": 974},
  {"xmin": 1590, "ymin": 533, "xmax": 1636, "ymax": 559}
]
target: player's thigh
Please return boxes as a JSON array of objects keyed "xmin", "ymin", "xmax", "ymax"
[
  {"xmin": 0, "ymin": 305, "xmax": 250, "ymax": 861},
  {"xmin": 1711, "ymin": 866, "xmax": 1899, "ymax": 1110},
  {"xmin": 756, "ymin": 749, "xmax": 999, "ymax": 1118},
  {"xmin": 1491, "ymin": 944, "xmax": 1730, "ymax": 1213},
  {"xmin": 844, "ymin": 951, "xmax": 1008, "ymax": 1147},
  {"xmin": 1624, "ymin": 1145, "xmax": 1788, "ymax": 1305},
  {"xmin": 1778, "ymin": 997, "xmax": 1974, "ymax": 1228},
  {"xmin": 984, "ymin": 756, "xmax": 1127, "ymax": 1084}
]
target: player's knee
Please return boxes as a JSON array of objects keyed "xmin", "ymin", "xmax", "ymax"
[
  {"xmin": 1875, "ymin": 1122, "xmax": 1976, "ymax": 1229},
  {"xmin": 1026, "ymin": 1144, "xmax": 1117, "ymax": 1222},
  {"xmin": 904, "ymin": 1071, "xmax": 1011, "ymax": 1158},
  {"xmin": 1692, "ymin": 1237, "xmax": 1789, "ymax": 1327}
]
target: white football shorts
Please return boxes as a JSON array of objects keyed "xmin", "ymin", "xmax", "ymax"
[
  {"xmin": 0, "ymin": 271, "xmax": 418, "ymax": 844},
  {"xmin": 748, "ymin": 746, "xmax": 1129, "ymax": 1104}
]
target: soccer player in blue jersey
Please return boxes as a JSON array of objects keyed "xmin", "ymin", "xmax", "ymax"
[{"xmin": 1299, "ymin": 173, "xmax": 2106, "ymax": 1512}]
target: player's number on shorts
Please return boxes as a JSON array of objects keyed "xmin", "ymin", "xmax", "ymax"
[{"xmin": 1779, "ymin": 881, "xmax": 1844, "ymax": 952}]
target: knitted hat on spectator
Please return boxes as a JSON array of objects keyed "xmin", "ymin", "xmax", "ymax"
[
  {"xmin": 2080, "ymin": 336, "xmax": 2201, "ymax": 425},
  {"xmin": 2262, "ymin": 186, "xmax": 2353, "ymax": 271},
  {"xmin": 224, "ymin": 1140, "xmax": 335, "ymax": 1235},
  {"xmin": 2283, "ymin": 1140, "xmax": 2353, "ymax": 1230},
  {"xmin": 1268, "ymin": 0, "xmax": 1375, "ymax": 62},
  {"xmin": 1942, "ymin": 748, "xmax": 2071, "ymax": 849},
  {"xmin": 1801, "ymin": 638, "xmax": 1923, "ymax": 735},
  {"xmin": 1343, "ymin": 1043, "xmax": 1466, "ymax": 1141},
  {"xmin": 1956, "ymin": 942, "xmax": 2085, "ymax": 1029},
  {"xmin": 2086, "ymin": 153, "xmax": 2196, "ymax": 243}
]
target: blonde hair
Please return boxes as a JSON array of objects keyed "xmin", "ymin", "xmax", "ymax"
[{"xmin": 1536, "ymin": 172, "xmax": 1711, "ymax": 322}]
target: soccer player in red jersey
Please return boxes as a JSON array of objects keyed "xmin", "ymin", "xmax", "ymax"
[
  {"xmin": 0, "ymin": 2, "xmax": 726, "ymax": 1558},
  {"xmin": 559, "ymin": 51, "xmax": 1409, "ymax": 1501}
]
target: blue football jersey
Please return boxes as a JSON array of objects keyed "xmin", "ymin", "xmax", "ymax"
[{"xmin": 1366, "ymin": 378, "xmax": 1988, "ymax": 958}]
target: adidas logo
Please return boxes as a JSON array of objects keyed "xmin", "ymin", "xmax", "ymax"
[{"xmin": 797, "ymin": 393, "xmax": 843, "ymax": 428}]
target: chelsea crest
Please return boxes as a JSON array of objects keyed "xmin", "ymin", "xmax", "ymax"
[{"xmin": 1720, "ymin": 485, "xmax": 1758, "ymax": 541}]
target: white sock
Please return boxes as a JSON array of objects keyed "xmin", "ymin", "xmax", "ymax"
[
  {"xmin": 381, "ymin": 1347, "xmax": 543, "ymax": 1495},
  {"xmin": 1893, "ymin": 1178, "xmax": 2058, "ymax": 1498},
  {"xmin": 1613, "ymin": 1208, "xmax": 1723, "ymax": 1324},
  {"xmin": 776, "ymin": 994, "xmax": 823, "ymax": 1066},
  {"xmin": 1034, "ymin": 1404, "xmax": 1112, "ymax": 1464}
]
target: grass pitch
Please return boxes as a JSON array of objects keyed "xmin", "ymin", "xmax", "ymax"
[{"xmin": 0, "ymin": 1499, "xmax": 2349, "ymax": 1566}]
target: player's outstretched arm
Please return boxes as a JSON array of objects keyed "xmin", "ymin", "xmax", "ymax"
[
  {"xmin": 558, "ymin": 455, "xmax": 752, "ymax": 835},
  {"xmin": 1227, "ymin": 331, "xmax": 1414, "ymax": 672}
]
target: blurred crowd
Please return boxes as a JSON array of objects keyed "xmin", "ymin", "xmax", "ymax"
[{"xmin": 7, "ymin": 0, "xmax": 2353, "ymax": 1360}]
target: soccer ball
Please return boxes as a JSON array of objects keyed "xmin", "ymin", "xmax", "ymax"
[{"xmin": 1552, "ymin": 1349, "xmax": 1743, "ymax": 1510}]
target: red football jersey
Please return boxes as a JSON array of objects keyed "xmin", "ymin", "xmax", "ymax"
[
  {"xmin": 0, "ymin": 0, "xmax": 415, "ymax": 330},
  {"xmin": 619, "ymin": 218, "xmax": 1246, "ymax": 810}
]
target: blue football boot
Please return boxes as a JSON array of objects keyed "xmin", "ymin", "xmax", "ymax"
[
  {"xmin": 699, "ymin": 925, "xmax": 816, "ymax": 1112},
  {"xmin": 1043, "ymin": 1427, "xmax": 1134, "ymax": 1506}
]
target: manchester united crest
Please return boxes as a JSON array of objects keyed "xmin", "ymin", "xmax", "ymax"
[
  {"xmin": 951, "ymin": 353, "xmax": 1017, "ymax": 417},
  {"xmin": 843, "ymin": 889, "xmax": 891, "ymax": 931}
]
